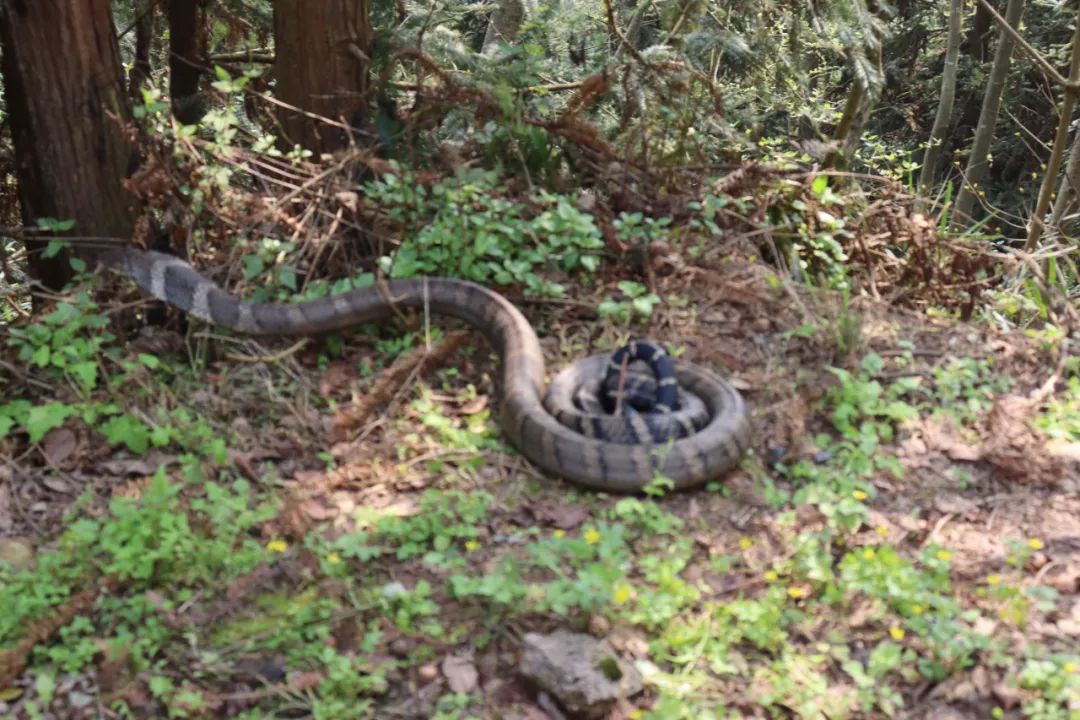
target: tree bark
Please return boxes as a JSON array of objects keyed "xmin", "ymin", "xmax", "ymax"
[
  {"xmin": 965, "ymin": 0, "xmax": 994, "ymax": 61},
  {"xmin": 273, "ymin": 0, "xmax": 373, "ymax": 154},
  {"xmin": 918, "ymin": 0, "xmax": 963, "ymax": 200},
  {"xmin": 0, "ymin": 0, "xmax": 137, "ymax": 290},
  {"xmin": 1051, "ymin": 125, "xmax": 1080, "ymax": 235},
  {"xmin": 128, "ymin": 0, "xmax": 155, "ymax": 100},
  {"xmin": 169, "ymin": 0, "xmax": 205, "ymax": 124},
  {"xmin": 832, "ymin": 81, "xmax": 866, "ymax": 162},
  {"xmin": 831, "ymin": 45, "xmax": 884, "ymax": 168},
  {"xmin": 953, "ymin": 0, "xmax": 1025, "ymax": 227}
]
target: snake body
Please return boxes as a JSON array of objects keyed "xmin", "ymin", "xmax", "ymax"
[
  {"xmin": 547, "ymin": 354, "xmax": 710, "ymax": 442},
  {"xmin": 102, "ymin": 247, "xmax": 751, "ymax": 492}
]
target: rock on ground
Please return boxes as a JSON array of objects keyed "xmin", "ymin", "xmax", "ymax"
[{"xmin": 518, "ymin": 630, "xmax": 643, "ymax": 718}]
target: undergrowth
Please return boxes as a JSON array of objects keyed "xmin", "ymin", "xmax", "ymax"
[{"xmin": 2, "ymin": 279, "xmax": 1075, "ymax": 718}]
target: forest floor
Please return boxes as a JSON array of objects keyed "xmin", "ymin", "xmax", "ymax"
[{"xmin": 1, "ymin": 176, "xmax": 1079, "ymax": 719}]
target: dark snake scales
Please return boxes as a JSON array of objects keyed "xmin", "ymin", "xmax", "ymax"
[{"xmin": 103, "ymin": 247, "xmax": 751, "ymax": 492}]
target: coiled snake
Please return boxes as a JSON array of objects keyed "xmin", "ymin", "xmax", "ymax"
[{"xmin": 102, "ymin": 247, "xmax": 751, "ymax": 492}]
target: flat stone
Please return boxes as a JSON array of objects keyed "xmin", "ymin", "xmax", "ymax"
[
  {"xmin": 0, "ymin": 537, "xmax": 35, "ymax": 571},
  {"xmin": 519, "ymin": 631, "xmax": 643, "ymax": 718}
]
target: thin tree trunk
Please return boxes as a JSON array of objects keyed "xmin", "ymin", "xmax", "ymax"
[
  {"xmin": 274, "ymin": 0, "xmax": 372, "ymax": 154},
  {"xmin": 1051, "ymin": 11, "xmax": 1080, "ymax": 237},
  {"xmin": 965, "ymin": 0, "xmax": 994, "ymax": 61},
  {"xmin": 169, "ymin": 0, "xmax": 205, "ymax": 124},
  {"xmin": 128, "ymin": 0, "xmax": 155, "ymax": 100},
  {"xmin": 0, "ymin": 0, "xmax": 137, "ymax": 291},
  {"xmin": 1025, "ymin": 10, "xmax": 1080, "ymax": 250},
  {"xmin": 839, "ymin": 46, "xmax": 884, "ymax": 163},
  {"xmin": 833, "ymin": 83, "xmax": 866, "ymax": 150},
  {"xmin": 1051, "ymin": 127, "xmax": 1080, "ymax": 234},
  {"xmin": 953, "ymin": 0, "xmax": 1025, "ymax": 227},
  {"xmin": 918, "ymin": 0, "xmax": 963, "ymax": 201}
]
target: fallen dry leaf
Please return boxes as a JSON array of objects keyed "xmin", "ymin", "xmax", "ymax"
[
  {"xmin": 319, "ymin": 360, "xmax": 358, "ymax": 399},
  {"xmin": 334, "ymin": 191, "xmax": 359, "ymax": 213},
  {"xmin": 301, "ymin": 497, "xmax": 339, "ymax": 521},
  {"xmin": 539, "ymin": 503, "xmax": 590, "ymax": 530},
  {"xmin": 101, "ymin": 450, "xmax": 175, "ymax": 477},
  {"xmin": 441, "ymin": 655, "xmax": 478, "ymax": 694},
  {"xmin": 458, "ymin": 395, "xmax": 489, "ymax": 415},
  {"xmin": 40, "ymin": 476, "xmax": 73, "ymax": 495},
  {"xmin": 111, "ymin": 477, "xmax": 151, "ymax": 500},
  {"xmin": 992, "ymin": 680, "xmax": 1025, "ymax": 710},
  {"xmin": 41, "ymin": 428, "xmax": 77, "ymax": 466}
]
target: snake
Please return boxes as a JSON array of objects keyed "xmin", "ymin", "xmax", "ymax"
[
  {"xmin": 101, "ymin": 247, "xmax": 751, "ymax": 492},
  {"xmin": 547, "ymin": 341, "xmax": 710, "ymax": 442}
]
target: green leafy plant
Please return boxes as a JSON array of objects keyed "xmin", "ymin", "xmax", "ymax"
[
  {"xmin": 345, "ymin": 489, "xmax": 493, "ymax": 566},
  {"xmin": 924, "ymin": 357, "xmax": 1012, "ymax": 425},
  {"xmin": 7, "ymin": 289, "xmax": 111, "ymax": 394},
  {"xmin": 598, "ymin": 280, "xmax": 662, "ymax": 323},
  {"xmin": 364, "ymin": 167, "xmax": 604, "ymax": 296}
]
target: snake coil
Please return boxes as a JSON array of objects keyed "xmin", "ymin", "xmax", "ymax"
[{"xmin": 102, "ymin": 247, "xmax": 751, "ymax": 492}]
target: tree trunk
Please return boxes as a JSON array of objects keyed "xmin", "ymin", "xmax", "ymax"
[
  {"xmin": 832, "ymin": 82, "xmax": 866, "ymax": 162},
  {"xmin": 273, "ymin": 0, "xmax": 372, "ymax": 154},
  {"xmin": 1051, "ymin": 126, "xmax": 1080, "ymax": 235},
  {"xmin": 128, "ymin": 0, "xmax": 155, "ymax": 100},
  {"xmin": 964, "ymin": 0, "xmax": 994, "ymax": 61},
  {"xmin": 832, "ymin": 45, "xmax": 884, "ymax": 168},
  {"xmin": 918, "ymin": 0, "xmax": 963, "ymax": 200},
  {"xmin": 169, "ymin": 0, "xmax": 205, "ymax": 124},
  {"xmin": 953, "ymin": 0, "xmax": 1025, "ymax": 227},
  {"xmin": 0, "ymin": 0, "xmax": 137, "ymax": 291}
]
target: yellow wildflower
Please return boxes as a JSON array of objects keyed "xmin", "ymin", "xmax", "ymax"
[{"xmin": 266, "ymin": 539, "xmax": 288, "ymax": 553}]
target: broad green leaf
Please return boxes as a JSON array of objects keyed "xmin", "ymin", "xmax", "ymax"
[
  {"xmin": 242, "ymin": 254, "xmax": 265, "ymax": 279},
  {"xmin": 70, "ymin": 361, "xmax": 98, "ymax": 391},
  {"xmin": 31, "ymin": 345, "xmax": 50, "ymax": 367},
  {"xmin": 101, "ymin": 415, "xmax": 151, "ymax": 454},
  {"xmin": 26, "ymin": 403, "xmax": 76, "ymax": 443}
]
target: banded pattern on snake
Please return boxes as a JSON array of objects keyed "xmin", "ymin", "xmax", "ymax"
[{"xmin": 102, "ymin": 247, "xmax": 751, "ymax": 492}]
